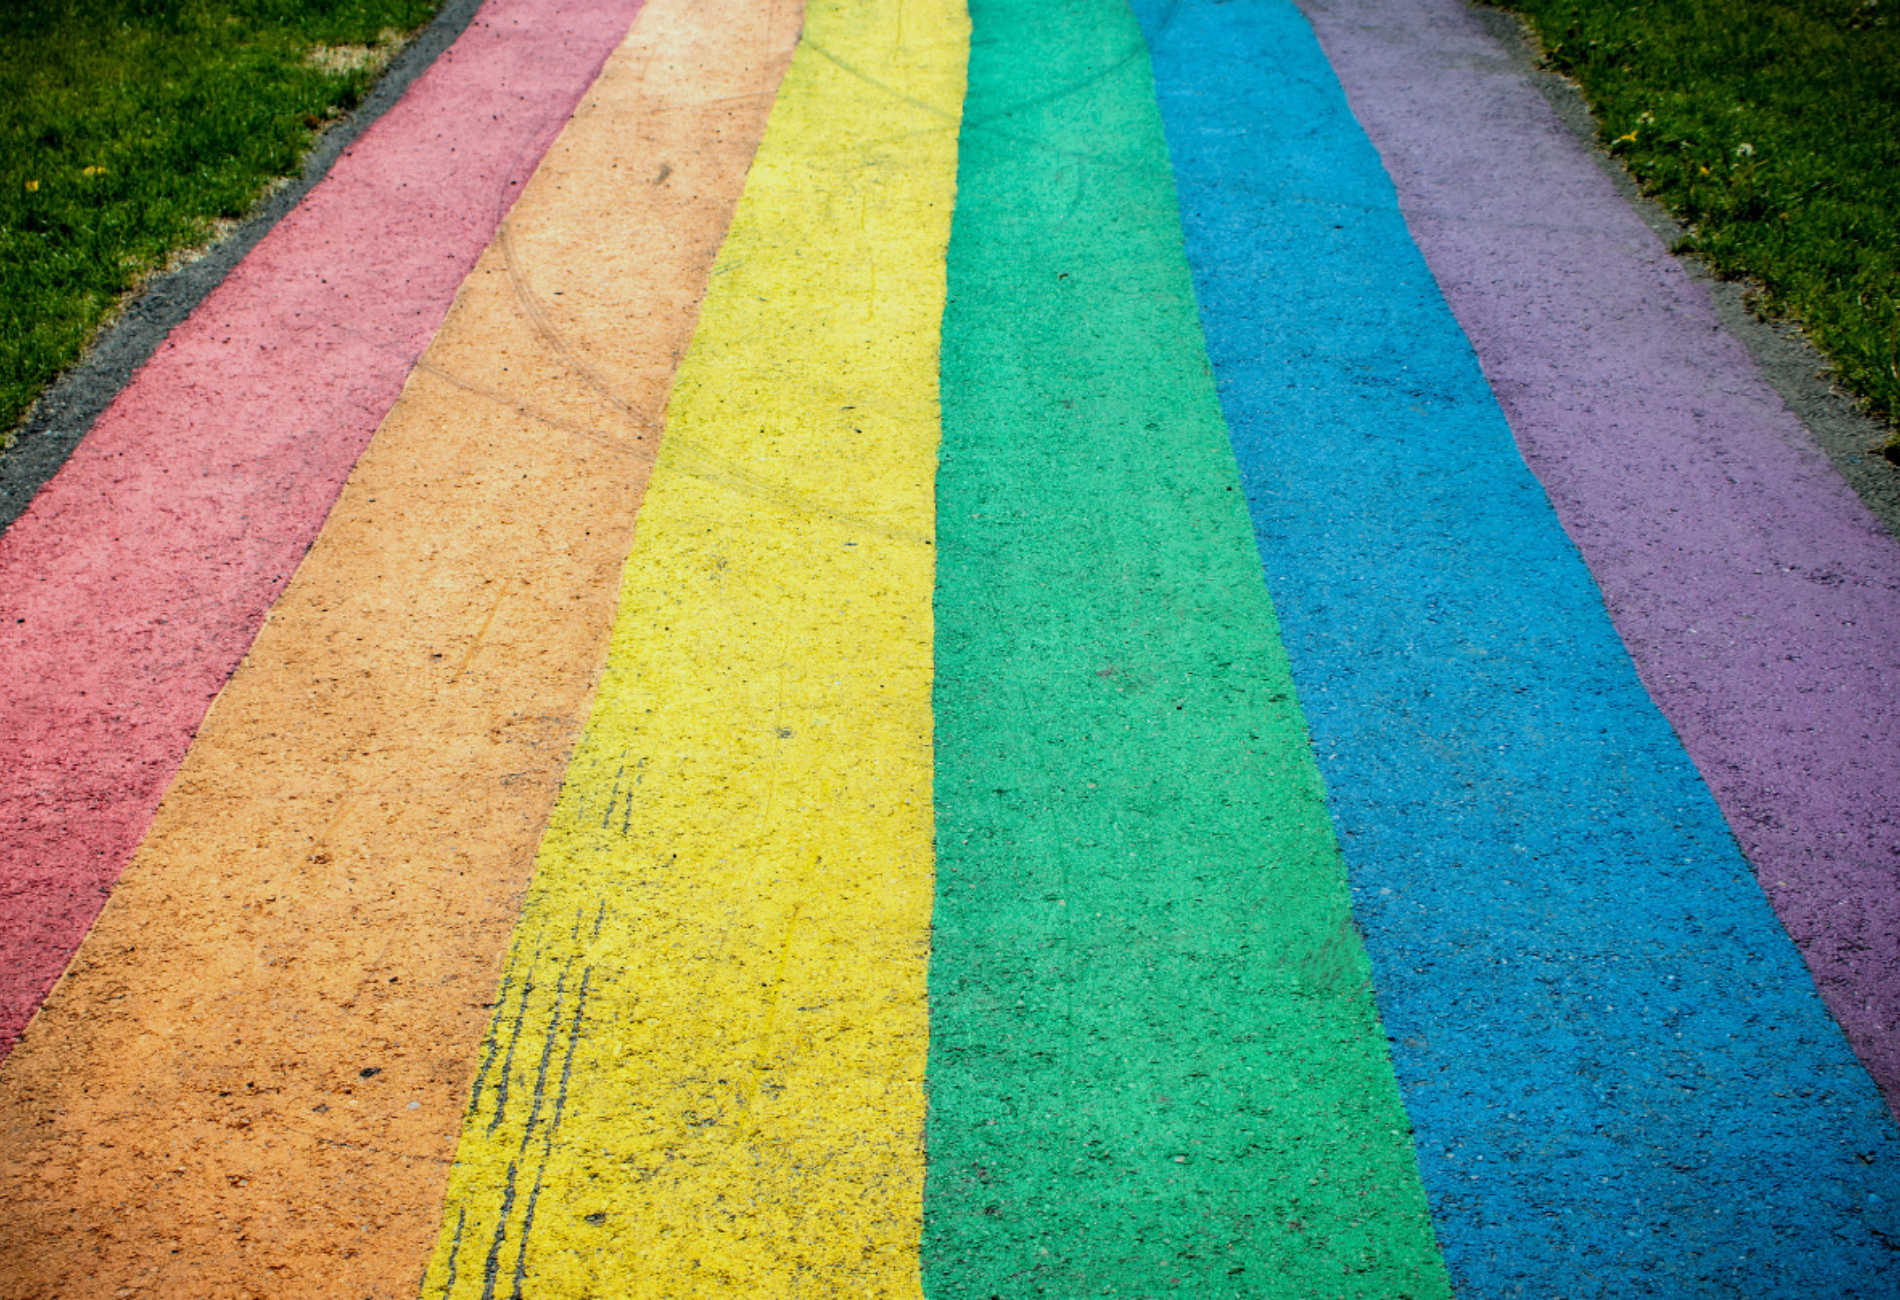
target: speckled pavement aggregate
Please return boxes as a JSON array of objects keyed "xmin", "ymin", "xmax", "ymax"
[
  {"xmin": 1136, "ymin": 0, "xmax": 1900, "ymax": 1292},
  {"xmin": 416, "ymin": 0, "xmax": 959, "ymax": 1290},
  {"xmin": 923, "ymin": 1, "xmax": 1449, "ymax": 1293},
  {"xmin": 1, "ymin": 0, "xmax": 1898, "ymax": 1296},
  {"xmin": 0, "ymin": 0, "xmax": 645, "ymax": 1059},
  {"xmin": 1301, "ymin": 0, "xmax": 1900, "ymax": 1125},
  {"xmin": 0, "ymin": 0, "xmax": 796, "ymax": 1294}
]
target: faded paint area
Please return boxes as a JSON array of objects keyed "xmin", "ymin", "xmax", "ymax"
[
  {"xmin": 0, "ymin": 0, "xmax": 644, "ymax": 1056},
  {"xmin": 419, "ymin": 1, "xmax": 966, "ymax": 1294},
  {"xmin": 0, "ymin": 0, "xmax": 798, "ymax": 1294}
]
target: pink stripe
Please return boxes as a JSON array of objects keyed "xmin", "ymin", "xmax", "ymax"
[{"xmin": 0, "ymin": 0, "xmax": 644, "ymax": 1055}]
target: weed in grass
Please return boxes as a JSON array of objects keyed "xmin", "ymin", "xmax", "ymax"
[
  {"xmin": 1490, "ymin": 0, "xmax": 1900, "ymax": 441},
  {"xmin": 0, "ymin": 0, "xmax": 440, "ymax": 445}
]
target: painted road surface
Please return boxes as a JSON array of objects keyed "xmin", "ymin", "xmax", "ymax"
[
  {"xmin": 0, "ymin": 0, "xmax": 646, "ymax": 1058},
  {"xmin": 419, "ymin": 0, "xmax": 962, "ymax": 1292},
  {"xmin": 0, "ymin": 0, "xmax": 797, "ymax": 1294},
  {"xmin": 2, "ymin": 0, "xmax": 1899, "ymax": 1296},
  {"xmin": 1301, "ymin": 0, "xmax": 1900, "ymax": 1117},
  {"xmin": 924, "ymin": 1, "xmax": 1445, "ymax": 1294},
  {"xmin": 1134, "ymin": 0, "xmax": 1900, "ymax": 1292}
]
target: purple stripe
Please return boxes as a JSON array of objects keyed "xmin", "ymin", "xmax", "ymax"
[{"xmin": 1300, "ymin": 0, "xmax": 1900, "ymax": 1112}]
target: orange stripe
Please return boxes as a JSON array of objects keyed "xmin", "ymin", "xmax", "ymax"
[
  {"xmin": 420, "ymin": 0, "xmax": 968, "ymax": 1289},
  {"xmin": 0, "ymin": 2, "xmax": 801, "ymax": 1295}
]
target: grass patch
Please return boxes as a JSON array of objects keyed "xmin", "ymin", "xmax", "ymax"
[
  {"xmin": 1489, "ymin": 0, "xmax": 1900, "ymax": 438},
  {"xmin": 0, "ymin": 0, "xmax": 441, "ymax": 441}
]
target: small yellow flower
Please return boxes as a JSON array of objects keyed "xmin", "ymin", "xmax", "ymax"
[
  {"xmin": 24, "ymin": 179, "xmax": 38, "ymax": 192},
  {"xmin": 81, "ymin": 165, "xmax": 107, "ymax": 177}
]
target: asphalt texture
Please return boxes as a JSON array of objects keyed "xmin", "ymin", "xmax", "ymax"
[
  {"xmin": 2, "ymin": 1, "xmax": 1898, "ymax": 1296},
  {"xmin": 1138, "ymin": 0, "xmax": 1900, "ymax": 1292},
  {"xmin": 1303, "ymin": 0, "xmax": 1900, "ymax": 1125},
  {"xmin": 925, "ymin": 2, "xmax": 1446, "ymax": 1294},
  {"xmin": 0, "ymin": 0, "xmax": 641, "ymax": 1058}
]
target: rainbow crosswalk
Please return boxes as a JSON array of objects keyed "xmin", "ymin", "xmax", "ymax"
[{"xmin": 4, "ymin": 1, "xmax": 1900, "ymax": 1296}]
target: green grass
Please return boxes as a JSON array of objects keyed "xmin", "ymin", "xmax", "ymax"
[
  {"xmin": 0, "ymin": 0, "xmax": 441, "ymax": 441},
  {"xmin": 1487, "ymin": 0, "xmax": 1900, "ymax": 438}
]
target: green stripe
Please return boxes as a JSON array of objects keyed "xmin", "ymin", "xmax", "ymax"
[{"xmin": 922, "ymin": 1, "xmax": 1451, "ymax": 1295}]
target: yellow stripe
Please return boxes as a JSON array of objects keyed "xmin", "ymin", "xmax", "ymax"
[{"xmin": 420, "ymin": 0, "xmax": 968, "ymax": 1294}]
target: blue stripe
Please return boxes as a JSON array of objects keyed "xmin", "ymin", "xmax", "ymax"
[{"xmin": 1129, "ymin": 0, "xmax": 1900, "ymax": 1293}]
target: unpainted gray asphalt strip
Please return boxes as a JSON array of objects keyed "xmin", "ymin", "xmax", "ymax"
[{"xmin": 0, "ymin": 0, "xmax": 486, "ymax": 534}]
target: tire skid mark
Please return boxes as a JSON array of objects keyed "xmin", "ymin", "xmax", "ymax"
[
  {"xmin": 412, "ymin": 348, "xmax": 938, "ymax": 550},
  {"xmin": 0, "ymin": 0, "xmax": 798, "ymax": 1291},
  {"xmin": 465, "ymin": 949, "xmax": 596, "ymax": 1297},
  {"xmin": 422, "ymin": 0, "xmax": 967, "ymax": 1292},
  {"xmin": 440, "ymin": 1205, "xmax": 468, "ymax": 1298},
  {"xmin": 498, "ymin": 221, "xmax": 658, "ymax": 437},
  {"xmin": 477, "ymin": 1162, "xmax": 521, "ymax": 1300},
  {"xmin": 481, "ymin": 944, "xmax": 546, "ymax": 1139}
]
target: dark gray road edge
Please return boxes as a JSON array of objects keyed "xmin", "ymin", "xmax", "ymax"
[
  {"xmin": 0, "ymin": 0, "xmax": 487, "ymax": 535},
  {"xmin": 1466, "ymin": 1, "xmax": 1900, "ymax": 536}
]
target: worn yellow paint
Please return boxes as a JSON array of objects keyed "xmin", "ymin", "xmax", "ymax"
[{"xmin": 419, "ymin": 1, "xmax": 968, "ymax": 1295}]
